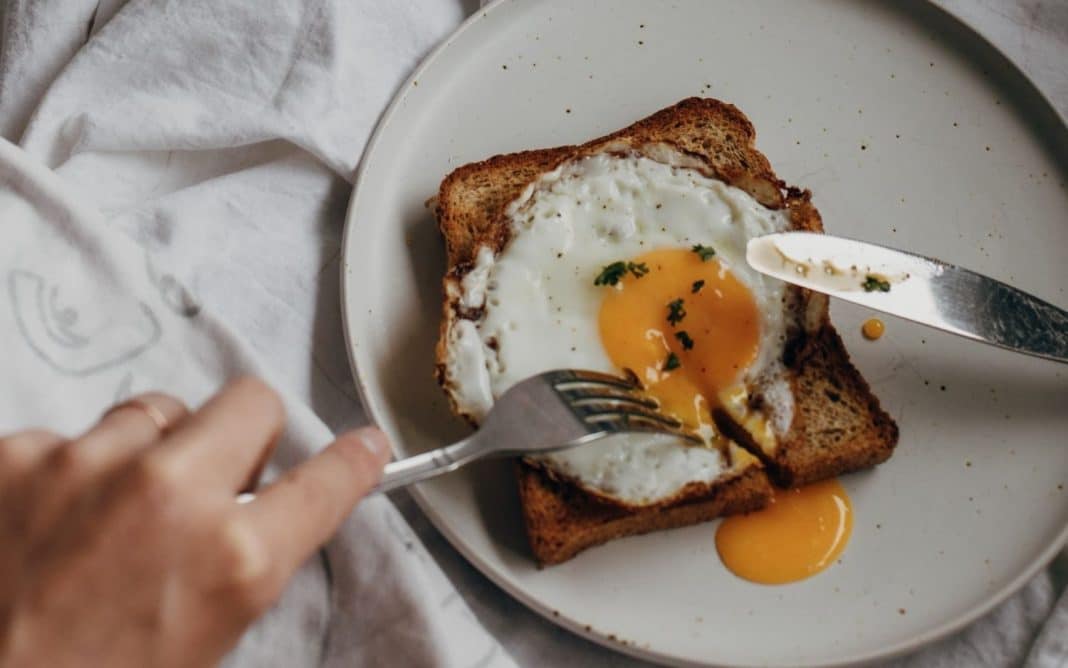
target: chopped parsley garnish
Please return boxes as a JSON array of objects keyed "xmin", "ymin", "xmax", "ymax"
[
  {"xmin": 594, "ymin": 261, "xmax": 650, "ymax": 286},
  {"xmin": 666, "ymin": 298, "xmax": 686, "ymax": 326},
  {"xmin": 594, "ymin": 262, "xmax": 627, "ymax": 286},
  {"xmin": 663, "ymin": 351, "xmax": 681, "ymax": 371},
  {"xmin": 674, "ymin": 331, "xmax": 695, "ymax": 350},
  {"xmin": 862, "ymin": 275, "xmax": 891, "ymax": 292},
  {"xmin": 691, "ymin": 244, "xmax": 716, "ymax": 262},
  {"xmin": 691, "ymin": 279, "xmax": 705, "ymax": 294}
]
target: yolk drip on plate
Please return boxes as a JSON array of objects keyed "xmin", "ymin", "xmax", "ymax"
[
  {"xmin": 862, "ymin": 318, "xmax": 886, "ymax": 340},
  {"xmin": 715, "ymin": 479, "xmax": 854, "ymax": 584},
  {"xmin": 597, "ymin": 248, "xmax": 759, "ymax": 433}
]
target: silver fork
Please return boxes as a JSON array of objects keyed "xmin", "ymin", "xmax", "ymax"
[{"xmin": 370, "ymin": 369, "xmax": 698, "ymax": 495}]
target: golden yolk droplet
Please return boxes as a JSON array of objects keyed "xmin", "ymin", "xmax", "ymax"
[
  {"xmin": 715, "ymin": 479, "xmax": 854, "ymax": 584},
  {"xmin": 862, "ymin": 318, "xmax": 885, "ymax": 340},
  {"xmin": 597, "ymin": 248, "xmax": 760, "ymax": 431}
]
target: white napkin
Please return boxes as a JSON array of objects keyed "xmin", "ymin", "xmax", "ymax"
[
  {"xmin": 0, "ymin": 0, "xmax": 1062, "ymax": 666},
  {"xmin": 0, "ymin": 1, "xmax": 512, "ymax": 666}
]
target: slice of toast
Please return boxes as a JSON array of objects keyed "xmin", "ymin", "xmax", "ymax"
[
  {"xmin": 434, "ymin": 98, "xmax": 898, "ymax": 564},
  {"xmin": 518, "ymin": 456, "xmax": 771, "ymax": 565}
]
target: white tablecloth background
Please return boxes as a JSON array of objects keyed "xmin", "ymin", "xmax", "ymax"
[{"xmin": 0, "ymin": 0, "xmax": 1063, "ymax": 665}]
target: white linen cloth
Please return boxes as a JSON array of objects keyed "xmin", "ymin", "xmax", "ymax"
[{"xmin": 0, "ymin": 0, "xmax": 1062, "ymax": 666}]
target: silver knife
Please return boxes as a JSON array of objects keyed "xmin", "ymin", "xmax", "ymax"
[{"xmin": 746, "ymin": 232, "xmax": 1068, "ymax": 364}]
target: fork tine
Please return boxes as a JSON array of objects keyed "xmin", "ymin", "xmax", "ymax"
[
  {"xmin": 573, "ymin": 401, "xmax": 681, "ymax": 429},
  {"xmin": 584, "ymin": 410, "xmax": 703, "ymax": 444},
  {"xmin": 547, "ymin": 369, "xmax": 637, "ymax": 390},
  {"xmin": 557, "ymin": 386, "xmax": 660, "ymax": 410}
]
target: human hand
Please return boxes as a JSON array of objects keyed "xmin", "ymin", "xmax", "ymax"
[{"xmin": 0, "ymin": 377, "xmax": 390, "ymax": 668}]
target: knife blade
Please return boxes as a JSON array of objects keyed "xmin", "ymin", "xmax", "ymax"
[{"xmin": 746, "ymin": 232, "xmax": 1068, "ymax": 364}]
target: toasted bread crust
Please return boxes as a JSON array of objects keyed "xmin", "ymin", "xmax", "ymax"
[
  {"xmin": 434, "ymin": 98, "xmax": 898, "ymax": 564},
  {"xmin": 437, "ymin": 98, "xmax": 824, "ymax": 267},
  {"xmin": 517, "ymin": 460, "xmax": 772, "ymax": 566}
]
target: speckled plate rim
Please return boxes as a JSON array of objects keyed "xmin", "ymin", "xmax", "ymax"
[{"xmin": 339, "ymin": 2, "xmax": 1068, "ymax": 666}]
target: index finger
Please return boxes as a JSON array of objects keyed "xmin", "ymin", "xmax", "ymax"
[
  {"xmin": 153, "ymin": 376, "xmax": 283, "ymax": 492},
  {"xmin": 239, "ymin": 427, "xmax": 391, "ymax": 576}
]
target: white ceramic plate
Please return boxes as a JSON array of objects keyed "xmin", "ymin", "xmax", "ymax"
[{"xmin": 341, "ymin": 1, "xmax": 1068, "ymax": 665}]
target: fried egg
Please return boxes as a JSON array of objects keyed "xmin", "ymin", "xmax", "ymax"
[{"xmin": 442, "ymin": 144, "xmax": 798, "ymax": 506}]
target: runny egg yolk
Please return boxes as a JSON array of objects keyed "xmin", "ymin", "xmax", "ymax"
[
  {"xmin": 715, "ymin": 479, "xmax": 854, "ymax": 584},
  {"xmin": 597, "ymin": 248, "xmax": 760, "ymax": 433}
]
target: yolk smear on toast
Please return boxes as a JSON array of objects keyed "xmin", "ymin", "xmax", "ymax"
[
  {"xmin": 715, "ymin": 479, "xmax": 853, "ymax": 584},
  {"xmin": 597, "ymin": 248, "xmax": 760, "ymax": 436}
]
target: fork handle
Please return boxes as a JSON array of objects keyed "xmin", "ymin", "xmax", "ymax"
[{"xmin": 370, "ymin": 437, "xmax": 478, "ymax": 495}]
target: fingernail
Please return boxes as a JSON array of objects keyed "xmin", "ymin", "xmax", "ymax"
[{"xmin": 355, "ymin": 427, "xmax": 391, "ymax": 462}]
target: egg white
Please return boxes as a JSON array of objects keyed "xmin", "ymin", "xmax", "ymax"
[{"xmin": 443, "ymin": 145, "xmax": 795, "ymax": 505}]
